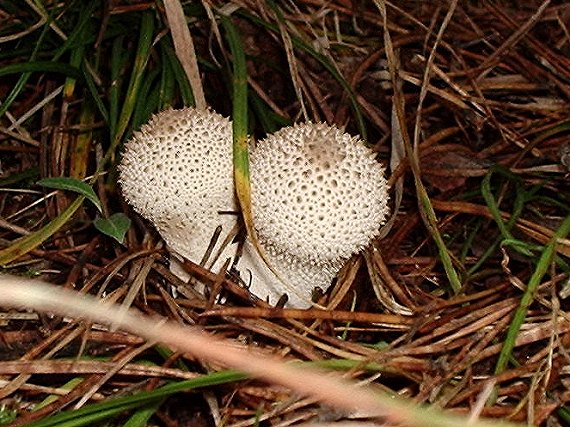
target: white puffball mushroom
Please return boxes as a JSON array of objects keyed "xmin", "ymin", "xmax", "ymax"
[
  {"xmin": 119, "ymin": 109, "xmax": 389, "ymax": 308},
  {"xmin": 240, "ymin": 122, "xmax": 390, "ymax": 307},
  {"xmin": 119, "ymin": 108, "xmax": 238, "ymax": 278}
]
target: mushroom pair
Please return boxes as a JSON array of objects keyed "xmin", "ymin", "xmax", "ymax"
[{"xmin": 119, "ymin": 108, "xmax": 389, "ymax": 307}]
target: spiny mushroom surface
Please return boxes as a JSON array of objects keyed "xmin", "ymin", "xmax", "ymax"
[
  {"xmin": 239, "ymin": 122, "xmax": 390, "ymax": 307},
  {"xmin": 119, "ymin": 108, "xmax": 238, "ymax": 275},
  {"xmin": 120, "ymin": 110, "xmax": 389, "ymax": 308},
  {"xmin": 251, "ymin": 122, "xmax": 389, "ymax": 263}
]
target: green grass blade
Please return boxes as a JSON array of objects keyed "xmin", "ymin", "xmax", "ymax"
[
  {"xmin": 121, "ymin": 399, "xmax": 164, "ymax": 427},
  {"xmin": 559, "ymin": 406, "xmax": 570, "ymax": 425},
  {"xmin": 481, "ymin": 169, "xmax": 533, "ymax": 257},
  {"xmin": 0, "ymin": 0, "xmax": 94, "ymax": 118},
  {"xmin": 163, "ymin": 0, "xmax": 206, "ymax": 109},
  {"xmin": 81, "ymin": 61, "xmax": 109, "ymax": 124},
  {"xmin": 0, "ymin": 7, "xmax": 50, "ymax": 118},
  {"xmin": 161, "ymin": 41, "xmax": 195, "ymax": 107},
  {"xmin": 159, "ymin": 42, "xmax": 177, "ymax": 109},
  {"xmin": 375, "ymin": 0, "xmax": 461, "ymax": 293},
  {"xmin": 494, "ymin": 214, "xmax": 570, "ymax": 376},
  {"xmin": 0, "ymin": 197, "xmax": 84, "ymax": 266},
  {"xmin": 221, "ymin": 13, "xmax": 308, "ymax": 304},
  {"xmin": 0, "ymin": 70, "xmax": 31, "ymax": 119},
  {"xmin": 407, "ymin": 0, "xmax": 462, "ymax": 294},
  {"xmin": 250, "ymin": 90, "xmax": 289, "ymax": 133},
  {"xmin": 26, "ymin": 402, "xmax": 147, "ymax": 427},
  {"xmin": 416, "ymin": 182, "xmax": 463, "ymax": 293},
  {"xmin": 0, "ymin": 62, "xmax": 83, "ymax": 81},
  {"xmin": 109, "ymin": 35, "xmax": 126, "ymax": 139},
  {"xmin": 481, "ymin": 170, "xmax": 516, "ymax": 242},
  {"xmin": 59, "ymin": 2, "xmax": 94, "ymax": 105},
  {"xmin": 104, "ymin": 11, "xmax": 155, "ymax": 166},
  {"xmin": 0, "ymin": 167, "xmax": 39, "ymax": 187},
  {"xmin": 237, "ymin": 9, "xmax": 367, "ymax": 138},
  {"xmin": 69, "ymin": 93, "xmax": 96, "ymax": 180},
  {"xmin": 131, "ymin": 66, "xmax": 161, "ymax": 130},
  {"xmin": 24, "ymin": 370, "xmax": 247, "ymax": 427},
  {"xmin": 34, "ymin": 378, "xmax": 85, "ymax": 411},
  {"xmin": 467, "ymin": 180, "xmax": 528, "ymax": 276},
  {"xmin": 50, "ymin": 1, "xmax": 97, "ymax": 63},
  {"xmin": 220, "ymin": 15, "xmax": 251, "ymax": 233}
]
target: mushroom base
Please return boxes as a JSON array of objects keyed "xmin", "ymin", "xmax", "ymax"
[{"xmin": 237, "ymin": 240, "xmax": 339, "ymax": 308}]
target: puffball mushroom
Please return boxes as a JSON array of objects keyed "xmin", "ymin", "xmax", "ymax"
[
  {"xmin": 118, "ymin": 108, "xmax": 238, "ymax": 280},
  {"xmin": 239, "ymin": 122, "xmax": 390, "ymax": 307},
  {"xmin": 119, "ymin": 108, "xmax": 390, "ymax": 308}
]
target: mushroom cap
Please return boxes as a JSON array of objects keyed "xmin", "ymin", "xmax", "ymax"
[
  {"xmin": 119, "ymin": 108, "xmax": 238, "ymax": 268},
  {"xmin": 250, "ymin": 122, "xmax": 389, "ymax": 266}
]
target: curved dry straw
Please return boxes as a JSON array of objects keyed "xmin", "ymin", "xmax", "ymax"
[{"xmin": 0, "ymin": 275, "xmax": 521, "ymax": 427}]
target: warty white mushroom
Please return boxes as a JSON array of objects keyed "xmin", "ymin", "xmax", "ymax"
[
  {"xmin": 118, "ymin": 108, "xmax": 238, "ymax": 283},
  {"xmin": 239, "ymin": 122, "xmax": 390, "ymax": 307},
  {"xmin": 119, "ymin": 109, "xmax": 390, "ymax": 308}
]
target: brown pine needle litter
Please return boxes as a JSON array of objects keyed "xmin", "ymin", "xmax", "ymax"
[{"xmin": 0, "ymin": 1, "xmax": 569, "ymax": 426}]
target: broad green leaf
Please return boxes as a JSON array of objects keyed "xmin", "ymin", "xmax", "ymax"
[
  {"xmin": 94, "ymin": 213, "xmax": 131, "ymax": 244},
  {"xmin": 37, "ymin": 177, "xmax": 102, "ymax": 213}
]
